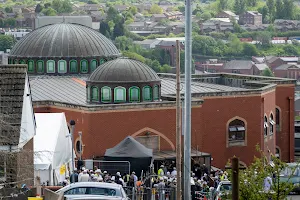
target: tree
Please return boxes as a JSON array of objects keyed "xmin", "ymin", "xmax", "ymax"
[
  {"xmin": 4, "ymin": 7, "xmax": 12, "ymax": 13},
  {"xmin": 150, "ymin": 4, "xmax": 163, "ymax": 14},
  {"xmin": 52, "ymin": 0, "xmax": 72, "ymax": 13},
  {"xmin": 42, "ymin": 7, "xmax": 57, "ymax": 16},
  {"xmin": 0, "ymin": 35, "xmax": 15, "ymax": 52},
  {"xmin": 283, "ymin": 45, "xmax": 299, "ymax": 55},
  {"xmin": 282, "ymin": 0, "xmax": 294, "ymax": 19},
  {"xmin": 228, "ymin": 34, "xmax": 243, "ymax": 55},
  {"xmin": 256, "ymin": 31, "xmax": 272, "ymax": 48},
  {"xmin": 267, "ymin": 0, "xmax": 276, "ymax": 22},
  {"xmin": 123, "ymin": 51, "xmax": 146, "ymax": 63},
  {"xmin": 243, "ymin": 43, "xmax": 259, "ymax": 56},
  {"xmin": 275, "ymin": 0, "xmax": 284, "ymax": 19},
  {"xmin": 128, "ymin": 6, "xmax": 138, "ymax": 15},
  {"xmin": 258, "ymin": 6, "xmax": 269, "ymax": 23},
  {"xmin": 107, "ymin": 7, "xmax": 118, "ymax": 22},
  {"xmin": 4, "ymin": 18, "xmax": 16, "ymax": 27},
  {"xmin": 261, "ymin": 68, "xmax": 274, "ymax": 77},
  {"xmin": 218, "ymin": 0, "xmax": 229, "ymax": 10},
  {"xmin": 178, "ymin": 6, "xmax": 185, "ymax": 13},
  {"xmin": 247, "ymin": 0, "xmax": 257, "ymax": 7},
  {"xmin": 115, "ymin": 36, "xmax": 133, "ymax": 51},
  {"xmin": 99, "ymin": 21, "xmax": 111, "ymax": 39},
  {"xmin": 160, "ymin": 64, "xmax": 172, "ymax": 73},
  {"xmin": 201, "ymin": 12, "xmax": 212, "ymax": 21},
  {"xmin": 146, "ymin": 59, "xmax": 161, "ymax": 72},
  {"xmin": 234, "ymin": 0, "xmax": 246, "ymax": 15},
  {"xmin": 87, "ymin": 0, "xmax": 98, "ymax": 4}
]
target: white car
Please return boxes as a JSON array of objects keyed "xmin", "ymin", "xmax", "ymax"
[
  {"xmin": 56, "ymin": 182, "xmax": 129, "ymax": 200},
  {"xmin": 214, "ymin": 180, "xmax": 232, "ymax": 200}
]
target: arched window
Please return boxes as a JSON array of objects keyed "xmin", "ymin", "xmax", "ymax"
[
  {"xmin": 264, "ymin": 116, "xmax": 268, "ymax": 136},
  {"xmin": 101, "ymin": 86, "xmax": 111, "ymax": 102},
  {"xmin": 37, "ymin": 60, "xmax": 44, "ymax": 73},
  {"xmin": 153, "ymin": 85, "xmax": 159, "ymax": 101},
  {"xmin": 80, "ymin": 60, "xmax": 88, "ymax": 73},
  {"xmin": 87, "ymin": 86, "xmax": 90, "ymax": 101},
  {"xmin": 91, "ymin": 86, "xmax": 99, "ymax": 101},
  {"xmin": 19, "ymin": 60, "xmax": 26, "ymax": 64},
  {"xmin": 27, "ymin": 60, "xmax": 34, "ymax": 72},
  {"xmin": 70, "ymin": 60, "xmax": 78, "ymax": 73},
  {"xmin": 143, "ymin": 86, "xmax": 152, "ymax": 101},
  {"xmin": 228, "ymin": 119, "xmax": 246, "ymax": 146},
  {"xmin": 58, "ymin": 60, "xmax": 67, "ymax": 73},
  {"xmin": 100, "ymin": 58, "xmax": 106, "ymax": 65},
  {"xmin": 270, "ymin": 113, "xmax": 275, "ymax": 135},
  {"xmin": 47, "ymin": 60, "xmax": 55, "ymax": 73},
  {"xmin": 14, "ymin": 59, "xmax": 18, "ymax": 64},
  {"xmin": 114, "ymin": 87, "xmax": 126, "ymax": 102},
  {"xmin": 90, "ymin": 59, "xmax": 98, "ymax": 72},
  {"xmin": 129, "ymin": 86, "xmax": 140, "ymax": 102},
  {"xmin": 276, "ymin": 108, "xmax": 280, "ymax": 131}
]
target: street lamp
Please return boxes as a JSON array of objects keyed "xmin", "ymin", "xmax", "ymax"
[{"xmin": 70, "ymin": 120, "xmax": 76, "ymax": 173}]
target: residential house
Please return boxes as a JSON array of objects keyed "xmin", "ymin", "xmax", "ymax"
[
  {"xmin": 267, "ymin": 57, "xmax": 299, "ymax": 70},
  {"xmin": 158, "ymin": 0, "xmax": 173, "ymax": 5},
  {"xmin": 253, "ymin": 63, "xmax": 270, "ymax": 75},
  {"xmin": 222, "ymin": 60, "xmax": 255, "ymax": 74},
  {"xmin": 151, "ymin": 14, "xmax": 167, "ymax": 22},
  {"xmin": 133, "ymin": 2, "xmax": 152, "ymax": 12},
  {"xmin": 115, "ymin": 5, "xmax": 130, "ymax": 12},
  {"xmin": 195, "ymin": 59, "xmax": 224, "ymax": 73},
  {"xmin": 200, "ymin": 22, "xmax": 217, "ymax": 33},
  {"xmin": 0, "ymin": 65, "xmax": 36, "ymax": 186},
  {"xmin": 164, "ymin": 11, "xmax": 182, "ymax": 20},
  {"xmin": 239, "ymin": 11, "xmax": 262, "ymax": 25},
  {"xmin": 216, "ymin": 10, "xmax": 238, "ymax": 21},
  {"xmin": 169, "ymin": 21, "xmax": 185, "ymax": 34},
  {"xmin": 79, "ymin": 4, "xmax": 104, "ymax": 14},
  {"xmin": 240, "ymin": 24, "xmax": 269, "ymax": 31},
  {"xmin": 133, "ymin": 39, "xmax": 161, "ymax": 49},
  {"xmin": 156, "ymin": 40, "xmax": 184, "ymax": 67},
  {"xmin": 200, "ymin": 19, "xmax": 233, "ymax": 33},
  {"xmin": 274, "ymin": 63, "xmax": 300, "ymax": 79}
]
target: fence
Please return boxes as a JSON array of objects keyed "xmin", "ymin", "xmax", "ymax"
[
  {"xmin": 123, "ymin": 187, "xmax": 213, "ymax": 200},
  {"xmin": 82, "ymin": 160, "xmax": 130, "ymax": 176}
]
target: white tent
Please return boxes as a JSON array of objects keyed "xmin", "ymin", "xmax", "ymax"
[{"xmin": 34, "ymin": 113, "xmax": 73, "ymax": 185}]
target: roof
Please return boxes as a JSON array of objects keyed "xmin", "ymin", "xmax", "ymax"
[
  {"xmin": 88, "ymin": 58, "xmax": 160, "ymax": 83},
  {"xmin": 10, "ymin": 23, "xmax": 120, "ymax": 58},
  {"xmin": 275, "ymin": 64, "xmax": 300, "ymax": 70},
  {"xmin": 223, "ymin": 60, "xmax": 254, "ymax": 70},
  {"xmin": 223, "ymin": 11, "xmax": 237, "ymax": 16},
  {"xmin": 280, "ymin": 57, "xmax": 298, "ymax": 62},
  {"xmin": 104, "ymin": 136, "xmax": 153, "ymax": 158},
  {"xmin": 152, "ymin": 14, "xmax": 166, "ymax": 18},
  {"xmin": 246, "ymin": 11, "xmax": 262, "ymax": 16},
  {"xmin": 254, "ymin": 64, "xmax": 269, "ymax": 71},
  {"xmin": 0, "ymin": 65, "xmax": 27, "ymax": 145}
]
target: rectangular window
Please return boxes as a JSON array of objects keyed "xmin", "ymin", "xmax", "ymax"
[
  {"xmin": 28, "ymin": 61, "xmax": 34, "ymax": 72},
  {"xmin": 143, "ymin": 87, "xmax": 151, "ymax": 101},
  {"xmin": 116, "ymin": 89, "xmax": 124, "ymax": 100},
  {"xmin": 130, "ymin": 88, "xmax": 139, "ymax": 102},
  {"xmin": 47, "ymin": 61, "xmax": 55, "ymax": 73},
  {"xmin": 81, "ymin": 61, "xmax": 88, "ymax": 73},
  {"xmin": 58, "ymin": 61, "xmax": 66, "ymax": 73},
  {"xmin": 102, "ymin": 88, "xmax": 111, "ymax": 102},
  {"xmin": 70, "ymin": 61, "xmax": 78, "ymax": 73},
  {"xmin": 37, "ymin": 61, "xmax": 44, "ymax": 73}
]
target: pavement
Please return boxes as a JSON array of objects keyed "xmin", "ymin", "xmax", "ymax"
[{"xmin": 288, "ymin": 195, "xmax": 300, "ymax": 200}]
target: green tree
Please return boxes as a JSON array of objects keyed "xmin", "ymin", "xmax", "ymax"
[
  {"xmin": 228, "ymin": 34, "xmax": 243, "ymax": 55},
  {"xmin": 35, "ymin": 4, "xmax": 43, "ymax": 13},
  {"xmin": 258, "ymin": 5, "xmax": 269, "ymax": 23},
  {"xmin": 123, "ymin": 51, "xmax": 146, "ymax": 63},
  {"xmin": 150, "ymin": 4, "xmax": 163, "ymax": 14},
  {"xmin": 87, "ymin": 0, "xmax": 98, "ymax": 4},
  {"xmin": 178, "ymin": 6, "xmax": 185, "ymax": 13},
  {"xmin": 107, "ymin": 7, "xmax": 118, "ymax": 22},
  {"xmin": 201, "ymin": 12, "xmax": 212, "ymax": 21},
  {"xmin": 218, "ymin": 0, "xmax": 229, "ymax": 10},
  {"xmin": 99, "ymin": 21, "xmax": 111, "ymax": 38},
  {"xmin": 0, "ymin": 35, "xmax": 15, "ymax": 52},
  {"xmin": 247, "ymin": 0, "xmax": 257, "ymax": 7},
  {"xmin": 160, "ymin": 64, "xmax": 172, "ymax": 73},
  {"xmin": 115, "ymin": 36, "xmax": 133, "ymax": 51},
  {"xmin": 267, "ymin": 0, "xmax": 276, "ymax": 22},
  {"xmin": 234, "ymin": 0, "xmax": 246, "ymax": 14},
  {"xmin": 243, "ymin": 43, "xmax": 259, "ymax": 56},
  {"xmin": 275, "ymin": 0, "xmax": 284, "ymax": 19},
  {"xmin": 128, "ymin": 6, "xmax": 138, "ymax": 15},
  {"xmin": 4, "ymin": 7, "xmax": 12, "ymax": 13},
  {"xmin": 146, "ymin": 59, "xmax": 161, "ymax": 72},
  {"xmin": 4, "ymin": 18, "xmax": 16, "ymax": 27},
  {"xmin": 42, "ymin": 7, "xmax": 57, "ymax": 16},
  {"xmin": 283, "ymin": 0, "xmax": 294, "ymax": 19},
  {"xmin": 52, "ymin": 0, "xmax": 72, "ymax": 13},
  {"xmin": 256, "ymin": 31, "xmax": 272, "ymax": 48},
  {"xmin": 261, "ymin": 68, "xmax": 274, "ymax": 76},
  {"xmin": 283, "ymin": 44, "xmax": 299, "ymax": 55}
]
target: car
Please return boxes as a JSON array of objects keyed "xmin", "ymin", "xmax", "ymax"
[
  {"xmin": 279, "ymin": 163, "xmax": 300, "ymax": 194},
  {"xmin": 213, "ymin": 180, "xmax": 232, "ymax": 200},
  {"xmin": 56, "ymin": 182, "xmax": 129, "ymax": 200}
]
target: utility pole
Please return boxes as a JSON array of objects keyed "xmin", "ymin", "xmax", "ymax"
[
  {"xmin": 176, "ymin": 40, "xmax": 182, "ymax": 200},
  {"xmin": 79, "ymin": 131, "xmax": 83, "ymax": 160},
  {"xmin": 184, "ymin": 0, "xmax": 192, "ymax": 197},
  {"xmin": 232, "ymin": 157, "xmax": 239, "ymax": 200},
  {"xmin": 70, "ymin": 120, "xmax": 76, "ymax": 173}
]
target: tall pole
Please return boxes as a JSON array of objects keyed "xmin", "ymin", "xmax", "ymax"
[
  {"xmin": 232, "ymin": 157, "xmax": 239, "ymax": 200},
  {"xmin": 79, "ymin": 131, "xmax": 83, "ymax": 161},
  {"xmin": 184, "ymin": 0, "xmax": 192, "ymax": 197},
  {"xmin": 70, "ymin": 120, "xmax": 76, "ymax": 173},
  {"xmin": 176, "ymin": 40, "xmax": 182, "ymax": 200}
]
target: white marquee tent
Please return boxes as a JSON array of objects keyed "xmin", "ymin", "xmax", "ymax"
[{"xmin": 34, "ymin": 113, "xmax": 73, "ymax": 185}]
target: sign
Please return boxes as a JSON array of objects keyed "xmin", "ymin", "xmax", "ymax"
[{"xmin": 60, "ymin": 165, "xmax": 66, "ymax": 175}]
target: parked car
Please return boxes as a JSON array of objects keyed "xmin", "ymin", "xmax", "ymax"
[
  {"xmin": 279, "ymin": 163, "xmax": 300, "ymax": 194},
  {"xmin": 213, "ymin": 180, "xmax": 232, "ymax": 200},
  {"xmin": 56, "ymin": 182, "xmax": 129, "ymax": 200}
]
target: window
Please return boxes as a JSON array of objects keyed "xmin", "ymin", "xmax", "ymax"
[
  {"xmin": 27, "ymin": 60, "xmax": 34, "ymax": 72},
  {"xmin": 264, "ymin": 116, "xmax": 268, "ymax": 136},
  {"xmin": 19, "ymin": 60, "xmax": 26, "ymax": 64},
  {"xmin": 76, "ymin": 140, "xmax": 82, "ymax": 154},
  {"xmin": 64, "ymin": 187, "xmax": 120, "ymax": 196},
  {"xmin": 114, "ymin": 87, "xmax": 126, "ymax": 102},
  {"xmin": 228, "ymin": 119, "xmax": 246, "ymax": 146},
  {"xmin": 270, "ymin": 114, "xmax": 275, "ymax": 135},
  {"xmin": 37, "ymin": 60, "xmax": 44, "ymax": 73},
  {"xmin": 143, "ymin": 86, "xmax": 152, "ymax": 101},
  {"xmin": 153, "ymin": 85, "xmax": 159, "ymax": 101},
  {"xmin": 90, "ymin": 59, "xmax": 98, "ymax": 72},
  {"xmin": 276, "ymin": 108, "xmax": 280, "ymax": 131},
  {"xmin": 100, "ymin": 58, "xmax": 106, "ymax": 65},
  {"xmin": 87, "ymin": 86, "xmax": 90, "ymax": 101},
  {"xmin": 47, "ymin": 60, "xmax": 55, "ymax": 73},
  {"xmin": 129, "ymin": 86, "xmax": 140, "ymax": 102},
  {"xmin": 101, "ymin": 86, "xmax": 111, "ymax": 102},
  {"xmin": 275, "ymin": 147, "xmax": 280, "ymax": 158},
  {"xmin": 80, "ymin": 60, "xmax": 88, "ymax": 73},
  {"xmin": 91, "ymin": 86, "xmax": 99, "ymax": 101},
  {"xmin": 58, "ymin": 60, "xmax": 67, "ymax": 73},
  {"xmin": 70, "ymin": 60, "xmax": 78, "ymax": 73},
  {"xmin": 14, "ymin": 59, "xmax": 18, "ymax": 64}
]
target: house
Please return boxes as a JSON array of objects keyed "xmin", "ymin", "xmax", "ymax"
[
  {"xmin": 169, "ymin": 21, "xmax": 185, "ymax": 34},
  {"xmin": 127, "ymin": 22, "xmax": 147, "ymax": 31},
  {"xmin": 151, "ymin": 14, "xmax": 167, "ymax": 22},
  {"xmin": 90, "ymin": 11, "xmax": 107, "ymax": 22},
  {"xmin": 200, "ymin": 19, "xmax": 233, "ymax": 33},
  {"xmin": 274, "ymin": 64, "xmax": 300, "ymax": 79},
  {"xmin": 239, "ymin": 11, "xmax": 262, "ymax": 25},
  {"xmin": 164, "ymin": 11, "xmax": 182, "ymax": 20},
  {"xmin": 34, "ymin": 16, "xmax": 93, "ymax": 29},
  {"xmin": 195, "ymin": 59, "xmax": 224, "ymax": 73},
  {"xmin": 216, "ymin": 10, "xmax": 238, "ymax": 21},
  {"xmin": 79, "ymin": 4, "xmax": 104, "ymax": 14},
  {"xmin": 222, "ymin": 60, "xmax": 255, "ymax": 74},
  {"xmin": 253, "ymin": 63, "xmax": 270, "ymax": 75},
  {"xmin": 133, "ymin": 39, "xmax": 161, "ymax": 49},
  {"xmin": 267, "ymin": 57, "xmax": 299, "ymax": 70},
  {"xmin": 274, "ymin": 19, "xmax": 300, "ymax": 31},
  {"xmin": 200, "ymin": 22, "xmax": 217, "ymax": 33},
  {"xmin": 241, "ymin": 24, "xmax": 269, "ymax": 31},
  {"xmin": 0, "ymin": 65, "xmax": 36, "ymax": 186}
]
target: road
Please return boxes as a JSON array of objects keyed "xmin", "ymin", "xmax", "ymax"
[{"xmin": 288, "ymin": 195, "xmax": 300, "ymax": 200}]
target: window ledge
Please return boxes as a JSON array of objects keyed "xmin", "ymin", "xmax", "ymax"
[{"xmin": 228, "ymin": 141, "xmax": 246, "ymax": 147}]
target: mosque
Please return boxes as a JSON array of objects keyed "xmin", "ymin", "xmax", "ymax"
[{"xmin": 9, "ymin": 22, "xmax": 296, "ymax": 169}]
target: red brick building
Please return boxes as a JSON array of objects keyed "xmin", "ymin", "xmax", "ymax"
[{"xmin": 31, "ymin": 72, "xmax": 296, "ymax": 169}]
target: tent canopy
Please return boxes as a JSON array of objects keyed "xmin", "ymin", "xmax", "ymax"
[{"xmin": 105, "ymin": 136, "xmax": 153, "ymax": 158}]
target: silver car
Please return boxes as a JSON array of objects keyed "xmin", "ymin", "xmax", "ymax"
[{"xmin": 56, "ymin": 182, "xmax": 128, "ymax": 200}]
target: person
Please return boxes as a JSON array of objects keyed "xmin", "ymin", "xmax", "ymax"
[
  {"xmin": 95, "ymin": 169, "xmax": 102, "ymax": 178},
  {"xmin": 171, "ymin": 167, "xmax": 177, "ymax": 178},
  {"xmin": 115, "ymin": 172, "xmax": 124, "ymax": 186},
  {"xmin": 203, "ymin": 164, "xmax": 209, "ymax": 175},
  {"xmin": 63, "ymin": 175, "xmax": 70, "ymax": 186},
  {"xmin": 264, "ymin": 175, "xmax": 273, "ymax": 192},
  {"xmin": 123, "ymin": 173, "xmax": 130, "ymax": 185},
  {"xmin": 158, "ymin": 165, "xmax": 164, "ymax": 179},
  {"xmin": 70, "ymin": 168, "xmax": 78, "ymax": 183},
  {"xmin": 78, "ymin": 170, "xmax": 89, "ymax": 182},
  {"xmin": 214, "ymin": 176, "xmax": 220, "ymax": 188}
]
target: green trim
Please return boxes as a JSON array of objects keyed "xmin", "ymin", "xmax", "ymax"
[
  {"xmin": 80, "ymin": 59, "xmax": 88, "ymax": 73},
  {"xmin": 20, "ymin": 59, "xmax": 26, "ymax": 64},
  {"xmin": 47, "ymin": 60, "xmax": 55, "ymax": 73},
  {"xmin": 14, "ymin": 59, "xmax": 18, "ymax": 64},
  {"xmin": 143, "ymin": 86, "xmax": 152, "ymax": 101},
  {"xmin": 28, "ymin": 60, "xmax": 34, "ymax": 72},
  {"xmin": 58, "ymin": 60, "xmax": 67, "ymax": 73},
  {"xmin": 69, "ymin": 60, "xmax": 78, "ymax": 73},
  {"xmin": 114, "ymin": 87, "xmax": 126, "ymax": 102},
  {"xmin": 153, "ymin": 85, "xmax": 159, "ymax": 100},
  {"xmin": 90, "ymin": 59, "xmax": 98, "ymax": 72},
  {"xmin": 91, "ymin": 86, "xmax": 99, "ymax": 101},
  {"xmin": 87, "ymin": 86, "xmax": 90, "ymax": 101},
  {"xmin": 129, "ymin": 86, "xmax": 140, "ymax": 102},
  {"xmin": 101, "ymin": 86, "xmax": 112, "ymax": 102},
  {"xmin": 100, "ymin": 58, "xmax": 106, "ymax": 65},
  {"xmin": 37, "ymin": 60, "xmax": 44, "ymax": 73}
]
